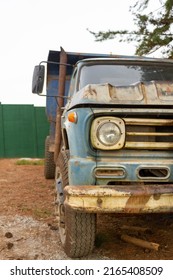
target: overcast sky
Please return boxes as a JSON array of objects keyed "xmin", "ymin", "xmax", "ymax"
[{"xmin": 0, "ymin": 0, "xmax": 160, "ymax": 106}]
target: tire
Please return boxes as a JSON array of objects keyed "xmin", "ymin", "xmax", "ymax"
[
  {"xmin": 44, "ymin": 136, "xmax": 55, "ymax": 179},
  {"xmin": 56, "ymin": 149, "xmax": 96, "ymax": 258},
  {"xmin": 64, "ymin": 209, "xmax": 96, "ymax": 258}
]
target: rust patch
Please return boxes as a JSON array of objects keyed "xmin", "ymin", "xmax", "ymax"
[
  {"xmin": 125, "ymin": 195, "xmax": 151, "ymax": 213},
  {"xmin": 153, "ymin": 193, "xmax": 161, "ymax": 200},
  {"xmin": 97, "ymin": 198, "xmax": 103, "ymax": 208},
  {"xmin": 156, "ymin": 81, "xmax": 173, "ymax": 100},
  {"xmin": 83, "ymin": 86, "xmax": 97, "ymax": 99}
]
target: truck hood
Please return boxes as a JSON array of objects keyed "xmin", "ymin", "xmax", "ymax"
[{"xmin": 69, "ymin": 81, "xmax": 173, "ymax": 108}]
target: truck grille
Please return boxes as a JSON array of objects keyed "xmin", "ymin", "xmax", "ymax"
[{"xmin": 124, "ymin": 118, "xmax": 173, "ymax": 150}]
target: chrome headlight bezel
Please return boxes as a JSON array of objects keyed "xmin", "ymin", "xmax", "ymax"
[{"xmin": 91, "ymin": 117, "xmax": 125, "ymax": 150}]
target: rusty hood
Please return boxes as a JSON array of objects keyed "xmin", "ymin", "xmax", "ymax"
[{"xmin": 69, "ymin": 81, "xmax": 173, "ymax": 108}]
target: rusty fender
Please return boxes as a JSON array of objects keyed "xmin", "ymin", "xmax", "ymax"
[{"xmin": 64, "ymin": 184, "xmax": 173, "ymax": 213}]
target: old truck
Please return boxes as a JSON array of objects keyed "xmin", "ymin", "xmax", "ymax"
[{"xmin": 32, "ymin": 47, "xmax": 173, "ymax": 258}]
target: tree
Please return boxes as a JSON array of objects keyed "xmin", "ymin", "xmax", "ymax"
[{"xmin": 89, "ymin": 0, "xmax": 173, "ymax": 58}]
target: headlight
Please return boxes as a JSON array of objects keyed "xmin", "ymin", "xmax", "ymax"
[
  {"xmin": 91, "ymin": 117, "xmax": 125, "ymax": 150},
  {"xmin": 98, "ymin": 122, "xmax": 121, "ymax": 146}
]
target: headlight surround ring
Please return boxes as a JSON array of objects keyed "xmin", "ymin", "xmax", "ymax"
[{"xmin": 91, "ymin": 117, "xmax": 125, "ymax": 150}]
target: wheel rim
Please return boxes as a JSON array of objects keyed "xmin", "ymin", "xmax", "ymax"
[{"xmin": 55, "ymin": 165, "xmax": 66, "ymax": 246}]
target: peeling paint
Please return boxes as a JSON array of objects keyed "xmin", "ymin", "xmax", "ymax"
[
  {"xmin": 64, "ymin": 185, "xmax": 173, "ymax": 214},
  {"xmin": 70, "ymin": 81, "xmax": 173, "ymax": 108}
]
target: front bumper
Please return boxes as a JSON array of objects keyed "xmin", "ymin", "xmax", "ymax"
[{"xmin": 64, "ymin": 184, "xmax": 173, "ymax": 213}]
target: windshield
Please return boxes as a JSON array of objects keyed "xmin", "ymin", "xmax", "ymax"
[{"xmin": 78, "ymin": 63, "xmax": 173, "ymax": 90}]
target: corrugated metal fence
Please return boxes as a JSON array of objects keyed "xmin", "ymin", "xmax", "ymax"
[{"xmin": 0, "ymin": 104, "xmax": 49, "ymax": 158}]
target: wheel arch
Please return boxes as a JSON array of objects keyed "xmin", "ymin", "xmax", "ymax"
[{"xmin": 62, "ymin": 128, "xmax": 69, "ymax": 150}]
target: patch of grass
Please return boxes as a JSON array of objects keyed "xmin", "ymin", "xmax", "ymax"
[
  {"xmin": 16, "ymin": 159, "xmax": 44, "ymax": 166},
  {"xmin": 40, "ymin": 184, "xmax": 47, "ymax": 188},
  {"xmin": 33, "ymin": 208, "xmax": 52, "ymax": 219},
  {"xmin": 19, "ymin": 205, "xmax": 31, "ymax": 212}
]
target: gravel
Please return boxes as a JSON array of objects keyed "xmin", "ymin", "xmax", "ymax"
[{"xmin": 0, "ymin": 215, "xmax": 108, "ymax": 260}]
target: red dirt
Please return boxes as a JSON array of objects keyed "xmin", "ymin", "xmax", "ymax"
[{"xmin": 1, "ymin": 158, "xmax": 173, "ymax": 260}]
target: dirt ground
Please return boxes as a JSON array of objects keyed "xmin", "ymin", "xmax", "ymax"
[{"xmin": 0, "ymin": 158, "xmax": 173, "ymax": 260}]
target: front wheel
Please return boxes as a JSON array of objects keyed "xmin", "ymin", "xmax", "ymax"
[
  {"xmin": 62, "ymin": 208, "xmax": 96, "ymax": 258},
  {"xmin": 55, "ymin": 149, "xmax": 96, "ymax": 258},
  {"xmin": 44, "ymin": 136, "xmax": 55, "ymax": 179}
]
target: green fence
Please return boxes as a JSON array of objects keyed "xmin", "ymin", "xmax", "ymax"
[{"xmin": 0, "ymin": 104, "xmax": 49, "ymax": 158}]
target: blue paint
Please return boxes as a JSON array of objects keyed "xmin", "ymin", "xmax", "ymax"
[{"xmin": 44, "ymin": 49, "xmax": 173, "ymax": 187}]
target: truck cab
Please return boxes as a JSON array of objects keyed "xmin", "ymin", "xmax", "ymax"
[{"xmin": 32, "ymin": 48, "xmax": 173, "ymax": 258}]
